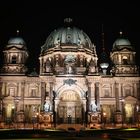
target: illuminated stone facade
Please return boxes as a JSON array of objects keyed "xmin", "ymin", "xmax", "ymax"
[{"xmin": 0, "ymin": 21, "xmax": 140, "ymax": 129}]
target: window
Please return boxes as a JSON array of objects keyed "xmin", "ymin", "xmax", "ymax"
[
  {"xmin": 122, "ymin": 56, "xmax": 128, "ymax": 65},
  {"xmin": 125, "ymin": 89, "xmax": 131, "ymax": 96},
  {"xmin": 104, "ymin": 89, "xmax": 110, "ymax": 97},
  {"xmin": 9, "ymin": 88, "xmax": 15, "ymax": 96},
  {"xmin": 12, "ymin": 56, "xmax": 17, "ymax": 64},
  {"xmin": 31, "ymin": 89, "xmax": 36, "ymax": 97}
]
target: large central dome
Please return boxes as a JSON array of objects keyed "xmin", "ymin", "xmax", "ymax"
[{"xmin": 41, "ymin": 26, "xmax": 93, "ymax": 54}]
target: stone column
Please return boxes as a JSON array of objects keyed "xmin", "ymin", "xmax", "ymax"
[
  {"xmin": 134, "ymin": 83, "xmax": 137, "ymax": 97},
  {"xmin": 121, "ymin": 83, "xmax": 123, "ymax": 97},
  {"xmin": 40, "ymin": 58, "xmax": 42, "ymax": 74},
  {"xmin": 115, "ymin": 82, "xmax": 122, "ymax": 123},
  {"xmin": 2, "ymin": 82, "xmax": 6, "ymax": 96},
  {"xmin": 112, "ymin": 83, "xmax": 115, "ymax": 97},
  {"xmin": 134, "ymin": 83, "xmax": 138, "ymax": 97},
  {"xmin": 55, "ymin": 55, "xmax": 59, "ymax": 67},
  {"xmin": 132, "ymin": 83, "xmax": 134, "ymax": 97},
  {"xmin": 49, "ymin": 82, "xmax": 53, "ymax": 100},
  {"xmin": 49, "ymin": 82, "xmax": 54, "ymax": 112},
  {"xmin": 18, "ymin": 82, "xmax": 21, "ymax": 97},
  {"xmin": 118, "ymin": 55, "xmax": 121, "ymax": 64},
  {"xmin": 82, "ymin": 99, "xmax": 87, "ymax": 126},
  {"xmin": 79, "ymin": 55, "xmax": 84, "ymax": 67},
  {"xmin": 42, "ymin": 58, "xmax": 45, "ymax": 73},
  {"xmin": 5, "ymin": 83, "xmax": 8, "ymax": 96},
  {"xmin": 20, "ymin": 82, "xmax": 25, "ymax": 111},
  {"xmin": 54, "ymin": 99, "xmax": 58, "ymax": 126},
  {"xmin": 138, "ymin": 81, "xmax": 140, "ymax": 99},
  {"xmin": 95, "ymin": 82, "xmax": 100, "ymax": 111},
  {"xmin": 83, "ymin": 99, "xmax": 87, "ymax": 112},
  {"xmin": 87, "ymin": 82, "xmax": 91, "ymax": 111},
  {"xmin": 41, "ymin": 82, "xmax": 46, "ymax": 111},
  {"xmin": 115, "ymin": 82, "xmax": 120, "ymax": 111}
]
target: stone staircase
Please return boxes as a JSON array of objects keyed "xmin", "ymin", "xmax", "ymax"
[{"xmin": 56, "ymin": 124, "xmax": 85, "ymax": 131}]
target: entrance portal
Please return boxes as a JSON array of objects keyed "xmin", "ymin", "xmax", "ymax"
[{"xmin": 57, "ymin": 90, "xmax": 83, "ymax": 124}]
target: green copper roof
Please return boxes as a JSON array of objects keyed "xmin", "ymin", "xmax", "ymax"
[
  {"xmin": 112, "ymin": 38, "xmax": 134, "ymax": 51},
  {"xmin": 8, "ymin": 37, "xmax": 26, "ymax": 45},
  {"xmin": 41, "ymin": 26, "xmax": 93, "ymax": 54}
]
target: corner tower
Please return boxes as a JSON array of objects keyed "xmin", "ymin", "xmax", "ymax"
[
  {"xmin": 0, "ymin": 36, "xmax": 29, "ymax": 75},
  {"xmin": 110, "ymin": 32, "xmax": 139, "ymax": 76}
]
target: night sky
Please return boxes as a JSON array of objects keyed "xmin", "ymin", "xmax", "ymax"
[{"xmin": 0, "ymin": 1, "xmax": 139, "ymax": 73}]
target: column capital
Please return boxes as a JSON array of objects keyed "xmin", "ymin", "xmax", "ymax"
[
  {"xmin": 114, "ymin": 82, "xmax": 119, "ymax": 88},
  {"xmin": 86, "ymin": 80, "xmax": 92, "ymax": 87},
  {"xmin": 95, "ymin": 82, "xmax": 99, "ymax": 87}
]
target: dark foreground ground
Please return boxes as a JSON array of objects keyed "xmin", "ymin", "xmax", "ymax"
[{"xmin": 0, "ymin": 128, "xmax": 140, "ymax": 140}]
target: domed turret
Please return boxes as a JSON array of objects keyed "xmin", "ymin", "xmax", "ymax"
[
  {"xmin": 1, "ymin": 35, "xmax": 28, "ymax": 75},
  {"xmin": 8, "ymin": 37, "xmax": 26, "ymax": 45},
  {"xmin": 113, "ymin": 38, "xmax": 131, "ymax": 46},
  {"xmin": 6, "ymin": 37, "xmax": 27, "ymax": 50},
  {"xmin": 110, "ymin": 31, "xmax": 138, "ymax": 76},
  {"xmin": 112, "ymin": 32, "xmax": 134, "ymax": 51}
]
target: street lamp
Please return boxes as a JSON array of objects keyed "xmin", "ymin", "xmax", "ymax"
[
  {"xmin": 36, "ymin": 112, "xmax": 39, "ymax": 129},
  {"xmin": 32, "ymin": 115, "xmax": 36, "ymax": 129},
  {"xmin": 100, "ymin": 63, "xmax": 109, "ymax": 75},
  {"xmin": 103, "ymin": 112, "xmax": 106, "ymax": 128}
]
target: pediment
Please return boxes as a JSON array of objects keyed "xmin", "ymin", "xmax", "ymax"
[
  {"xmin": 124, "ymin": 96, "xmax": 137, "ymax": 103},
  {"xmin": 4, "ymin": 96, "xmax": 14, "ymax": 100},
  {"xmin": 3, "ymin": 96, "xmax": 14, "ymax": 104},
  {"xmin": 10, "ymin": 47, "xmax": 19, "ymax": 50},
  {"xmin": 120, "ymin": 48, "xmax": 130, "ymax": 52}
]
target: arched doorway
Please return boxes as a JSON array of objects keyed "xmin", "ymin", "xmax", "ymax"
[
  {"xmin": 57, "ymin": 90, "xmax": 83, "ymax": 124},
  {"xmin": 123, "ymin": 96, "xmax": 138, "ymax": 124},
  {"xmin": 3, "ymin": 96, "xmax": 15, "ymax": 125},
  {"xmin": 124, "ymin": 103, "xmax": 135, "ymax": 123}
]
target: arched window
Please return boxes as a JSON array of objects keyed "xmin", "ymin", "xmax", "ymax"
[
  {"xmin": 31, "ymin": 89, "xmax": 36, "ymax": 97},
  {"xmin": 122, "ymin": 56, "xmax": 128, "ymax": 65},
  {"xmin": 12, "ymin": 55, "xmax": 17, "ymax": 64}
]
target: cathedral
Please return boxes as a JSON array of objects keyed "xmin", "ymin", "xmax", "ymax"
[{"xmin": 0, "ymin": 19, "xmax": 140, "ymax": 129}]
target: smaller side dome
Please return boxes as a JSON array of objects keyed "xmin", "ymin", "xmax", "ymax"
[
  {"xmin": 8, "ymin": 37, "xmax": 26, "ymax": 45},
  {"xmin": 113, "ymin": 38, "xmax": 131, "ymax": 47},
  {"xmin": 112, "ymin": 31, "xmax": 134, "ymax": 51},
  {"xmin": 112, "ymin": 38, "xmax": 134, "ymax": 51}
]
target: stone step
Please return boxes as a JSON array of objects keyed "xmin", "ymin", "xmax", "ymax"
[{"xmin": 56, "ymin": 124, "xmax": 84, "ymax": 131}]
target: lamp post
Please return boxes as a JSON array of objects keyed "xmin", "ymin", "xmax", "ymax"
[
  {"xmin": 32, "ymin": 115, "xmax": 36, "ymax": 129},
  {"xmin": 100, "ymin": 63, "xmax": 109, "ymax": 75},
  {"xmin": 36, "ymin": 112, "xmax": 39, "ymax": 129},
  {"xmin": 103, "ymin": 112, "xmax": 106, "ymax": 128}
]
